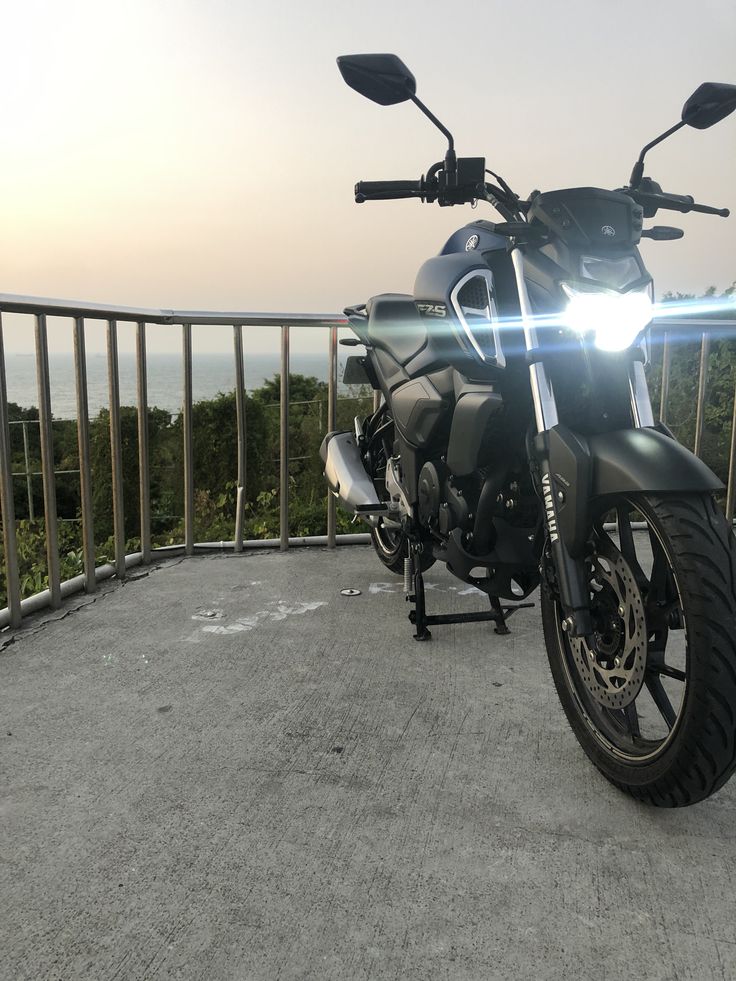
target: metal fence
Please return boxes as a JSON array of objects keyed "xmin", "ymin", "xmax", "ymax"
[{"xmin": 0, "ymin": 290, "xmax": 733, "ymax": 630}]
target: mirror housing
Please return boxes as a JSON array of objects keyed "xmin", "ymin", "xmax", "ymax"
[
  {"xmin": 337, "ymin": 54, "xmax": 416, "ymax": 106},
  {"xmin": 682, "ymin": 82, "xmax": 736, "ymax": 130}
]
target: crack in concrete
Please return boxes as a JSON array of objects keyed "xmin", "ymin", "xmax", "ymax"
[{"xmin": 0, "ymin": 557, "xmax": 186, "ymax": 653}]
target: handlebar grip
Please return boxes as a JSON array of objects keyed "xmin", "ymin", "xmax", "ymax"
[
  {"xmin": 354, "ymin": 180, "xmax": 424, "ymax": 203},
  {"xmin": 689, "ymin": 201, "xmax": 730, "ymax": 217},
  {"xmin": 634, "ymin": 190, "xmax": 730, "ymax": 218}
]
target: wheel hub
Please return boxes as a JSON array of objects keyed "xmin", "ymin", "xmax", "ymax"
[{"xmin": 568, "ymin": 541, "xmax": 648, "ymax": 710}]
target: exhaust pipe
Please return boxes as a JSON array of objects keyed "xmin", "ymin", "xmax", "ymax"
[{"xmin": 320, "ymin": 431, "xmax": 387, "ymax": 524}]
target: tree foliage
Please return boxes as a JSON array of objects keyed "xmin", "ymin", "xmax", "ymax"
[{"xmin": 0, "ymin": 374, "xmax": 371, "ymax": 605}]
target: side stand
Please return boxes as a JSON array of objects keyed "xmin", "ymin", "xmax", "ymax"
[{"xmin": 405, "ymin": 546, "xmax": 533, "ymax": 642}]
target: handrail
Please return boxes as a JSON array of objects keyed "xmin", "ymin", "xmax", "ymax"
[
  {"xmin": 0, "ymin": 292, "xmax": 348, "ymax": 327},
  {"xmin": 0, "ymin": 288, "xmax": 734, "ymax": 631}
]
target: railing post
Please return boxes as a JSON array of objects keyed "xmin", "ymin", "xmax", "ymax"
[
  {"xmin": 693, "ymin": 331, "xmax": 710, "ymax": 459},
  {"xmin": 21, "ymin": 421, "xmax": 35, "ymax": 521},
  {"xmin": 280, "ymin": 325, "xmax": 290, "ymax": 551},
  {"xmin": 107, "ymin": 319, "xmax": 126, "ymax": 580},
  {"xmin": 233, "ymin": 324, "xmax": 247, "ymax": 552},
  {"xmin": 327, "ymin": 325, "xmax": 338, "ymax": 548},
  {"xmin": 182, "ymin": 323, "xmax": 194, "ymax": 556},
  {"xmin": 136, "ymin": 322, "xmax": 151, "ymax": 563},
  {"xmin": 73, "ymin": 317, "xmax": 96, "ymax": 593},
  {"xmin": 35, "ymin": 314, "xmax": 61, "ymax": 608},
  {"xmin": 659, "ymin": 330, "xmax": 670, "ymax": 425},
  {"xmin": 726, "ymin": 376, "xmax": 736, "ymax": 526},
  {"xmin": 0, "ymin": 314, "xmax": 22, "ymax": 627}
]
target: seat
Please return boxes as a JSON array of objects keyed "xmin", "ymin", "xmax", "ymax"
[{"xmin": 367, "ymin": 293, "xmax": 427, "ymax": 365}]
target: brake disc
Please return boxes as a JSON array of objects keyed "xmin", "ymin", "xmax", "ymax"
[{"xmin": 568, "ymin": 540, "xmax": 648, "ymax": 710}]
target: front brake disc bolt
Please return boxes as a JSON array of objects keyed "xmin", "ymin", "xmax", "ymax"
[
  {"xmin": 614, "ymin": 657, "xmax": 621, "ymax": 667},
  {"xmin": 618, "ymin": 605, "xmax": 625, "ymax": 616}
]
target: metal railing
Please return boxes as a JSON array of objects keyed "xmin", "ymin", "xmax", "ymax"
[{"xmin": 0, "ymin": 289, "xmax": 734, "ymax": 631}]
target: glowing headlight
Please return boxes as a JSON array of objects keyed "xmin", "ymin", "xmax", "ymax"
[{"xmin": 560, "ymin": 283, "xmax": 653, "ymax": 352}]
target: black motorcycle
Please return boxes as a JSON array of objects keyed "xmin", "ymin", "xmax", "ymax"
[{"xmin": 321, "ymin": 53, "xmax": 736, "ymax": 806}]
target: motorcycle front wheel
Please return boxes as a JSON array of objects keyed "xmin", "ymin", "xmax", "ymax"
[{"xmin": 542, "ymin": 492, "xmax": 736, "ymax": 807}]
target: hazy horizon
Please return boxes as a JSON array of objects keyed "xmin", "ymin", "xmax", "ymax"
[{"xmin": 1, "ymin": 0, "xmax": 734, "ymax": 355}]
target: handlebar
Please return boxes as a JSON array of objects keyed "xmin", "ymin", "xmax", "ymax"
[
  {"xmin": 630, "ymin": 189, "xmax": 730, "ymax": 218},
  {"xmin": 354, "ymin": 180, "xmax": 425, "ymax": 203}
]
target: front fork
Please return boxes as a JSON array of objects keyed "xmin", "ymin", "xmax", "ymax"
[{"xmin": 510, "ymin": 248, "xmax": 654, "ymax": 638}]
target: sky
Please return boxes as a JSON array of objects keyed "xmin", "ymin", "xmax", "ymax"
[{"xmin": 0, "ymin": 0, "xmax": 734, "ymax": 353}]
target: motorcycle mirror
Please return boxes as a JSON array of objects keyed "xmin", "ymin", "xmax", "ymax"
[
  {"xmin": 337, "ymin": 54, "xmax": 416, "ymax": 106},
  {"xmin": 629, "ymin": 80, "xmax": 736, "ymax": 189},
  {"xmin": 681, "ymin": 82, "xmax": 736, "ymax": 130},
  {"xmin": 337, "ymin": 52, "xmax": 458, "ymax": 178}
]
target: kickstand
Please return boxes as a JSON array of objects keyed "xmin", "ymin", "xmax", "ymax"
[
  {"xmin": 406, "ymin": 545, "xmax": 533, "ymax": 642},
  {"xmin": 407, "ymin": 545, "xmax": 431, "ymax": 641},
  {"xmin": 489, "ymin": 595, "xmax": 511, "ymax": 635}
]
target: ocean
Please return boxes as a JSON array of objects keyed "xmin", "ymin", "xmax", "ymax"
[{"xmin": 5, "ymin": 351, "xmax": 333, "ymax": 418}]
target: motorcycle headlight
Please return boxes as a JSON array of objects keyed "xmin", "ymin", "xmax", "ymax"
[{"xmin": 560, "ymin": 282, "xmax": 653, "ymax": 352}]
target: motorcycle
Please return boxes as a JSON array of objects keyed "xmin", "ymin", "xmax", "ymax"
[{"xmin": 321, "ymin": 53, "xmax": 736, "ymax": 806}]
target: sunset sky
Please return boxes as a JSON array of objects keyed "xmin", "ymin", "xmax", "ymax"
[{"xmin": 1, "ymin": 0, "xmax": 734, "ymax": 353}]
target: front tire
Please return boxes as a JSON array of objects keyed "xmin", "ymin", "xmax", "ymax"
[{"xmin": 543, "ymin": 492, "xmax": 736, "ymax": 806}]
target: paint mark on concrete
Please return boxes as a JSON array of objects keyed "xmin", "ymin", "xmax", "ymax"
[
  {"xmin": 368, "ymin": 581, "xmax": 484, "ymax": 596},
  {"xmin": 201, "ymin": 600, "xmax": 327, "ymax": 635}
]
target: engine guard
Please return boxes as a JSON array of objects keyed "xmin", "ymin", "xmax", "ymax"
[{"xmin": 442, "ymin": 522, "xmax": 540, "ymax": 601}]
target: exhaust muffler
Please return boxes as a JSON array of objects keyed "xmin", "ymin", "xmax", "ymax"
[{"xmin": 320, "ymin": 431, "xmax": 387, "ymax": 524}]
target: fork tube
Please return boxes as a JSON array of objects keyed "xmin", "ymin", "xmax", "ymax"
[
  {"xmin": 511, "ymin": 247, "xmax": 591, "ymax": 637},
  {"xmin": 629, "ymin": 361, "xmax": 655, "ymax": 428},
  {"xmin": 693, "ymin": 332, "xmax": 710, "ymax": 458},
  {"xmin": 510, "ymin": 248, "xmax": 558, "ymax": 432},
  {"xmin": 659, "ymin": 330, "xmax": 671, "ymax": 425},
  {"xmin": 726, "ymin": 378, "xmax": 736, "ymax": 525}
]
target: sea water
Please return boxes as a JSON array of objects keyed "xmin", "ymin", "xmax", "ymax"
[{"xmin": 5, "ymin": 352, "xmax": 332, "ymax": 417}]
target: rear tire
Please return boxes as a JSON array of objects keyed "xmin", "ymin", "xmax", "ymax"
[
  {"xmin": 370, "ymin": 521, "xmax": 435, "ymax": 576},
  {"xmin": 543, "ymin": 492, "xmax": 736, "ymax": 807}
]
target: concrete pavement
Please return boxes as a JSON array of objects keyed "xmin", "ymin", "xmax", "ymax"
[{"xmin": 3, "ymin": 545, "xmax": 736, "ymax": 980}]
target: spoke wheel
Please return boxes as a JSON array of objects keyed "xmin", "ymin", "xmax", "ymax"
[{"xmin": 542, "ymin": 492, "xmax": 736, "ymax": 806}]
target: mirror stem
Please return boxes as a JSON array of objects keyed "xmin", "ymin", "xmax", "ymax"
[
  {"xmin": 410, "ymin": 94, "xmax": 456, "ymax": 175},
  {"xmin": 629, "ymin": 119, "xmax": 686, "ymax": 188}
]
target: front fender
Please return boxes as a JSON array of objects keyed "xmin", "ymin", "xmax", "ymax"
[
  {"xmin": 588, "ymin": 427, "xmax": 723, "ymax": 497},
  {"xmin": 547, "ymin": 425, "xmax": 723, "ymax": 557}
]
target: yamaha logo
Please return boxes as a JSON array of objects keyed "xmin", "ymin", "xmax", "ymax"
[
  {"xmin": 541, "ymin": 473, "xmax": 559, "ymax": 544},
  {"xmin": 601, "ymin": 225, "xmax": 616, "ymax": 237},
  {"xmin": 465, "ymin": 234, "xmax": 479, "ymax": 251}
]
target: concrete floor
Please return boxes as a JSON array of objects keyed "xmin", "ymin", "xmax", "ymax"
[{"xmin": 3, "ymin": 545, "xmax": 736, "ymax": 981}]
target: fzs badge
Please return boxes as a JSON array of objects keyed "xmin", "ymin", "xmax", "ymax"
[
  {"xmin": 416, "ymin": 302, "xmax": 447, "ymax": 318},
  {"xmin": 465, "ymin": 234, "xmax": 479, "ymax": 251}
]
